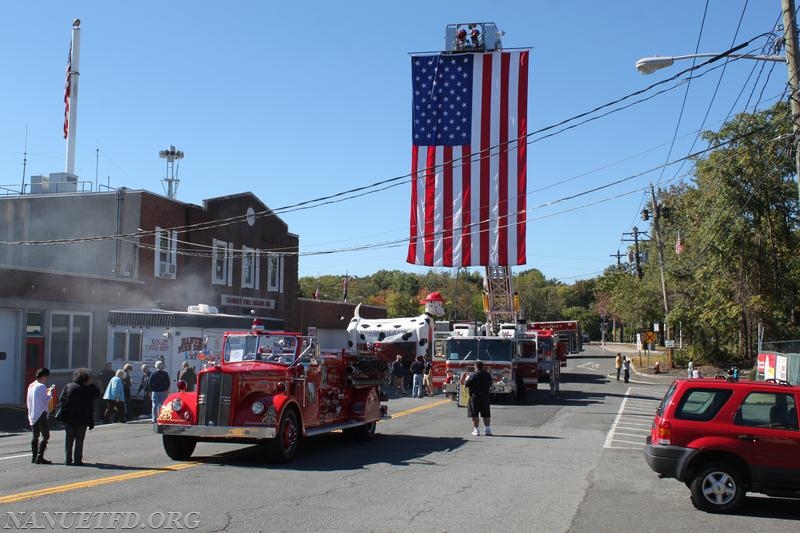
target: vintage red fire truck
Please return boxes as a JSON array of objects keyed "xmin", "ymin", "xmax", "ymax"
[{"xmin": 156, "ymin": 320, "xmax": 388, "ymax": 462}]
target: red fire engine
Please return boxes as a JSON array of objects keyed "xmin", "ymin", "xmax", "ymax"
[
  {"xmin": 529, "ymin": 320, "xmax": 582, "ymax": 354},
  {"xmin": 156, "ymin": 320, "xmax": 388, "ymax": 462}
]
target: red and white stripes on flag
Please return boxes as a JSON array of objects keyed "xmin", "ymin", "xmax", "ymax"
[
  {"xmin": 407, "ymin": 50, "xmax": 528, "ymax": 267},
  {"xmin": 63, "ymin": 42, "xmax": 72, "ymax": 139}
]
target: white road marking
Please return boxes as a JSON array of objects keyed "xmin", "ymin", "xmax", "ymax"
[
  {"xmin": 615, "ymin": 420, "xmax": 652, "ymax": 427},
  {"xmin": 614, "ymin": 438, "xmax": 646, "ymax": 446},
  {"xmin": 604, "ymin": 387, "xmax": 630, "ymax": 448},
  {"xmin": 0, "ymin": 454, "xmax": 31, "ymax": 461},
  {"xmin": 615, "ymin": 426, "xmax": 650, "ymax": 433},
  {"xmin": 614, "ymin": 431, "xmax": 648, "ymax": 438}
]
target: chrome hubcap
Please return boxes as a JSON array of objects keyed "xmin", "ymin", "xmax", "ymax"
[{"xmin": 702, "ymin": 471, "xmax": 735, "ymax": 505}]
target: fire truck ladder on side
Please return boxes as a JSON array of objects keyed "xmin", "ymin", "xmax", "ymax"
[{"xmin": 484, "ymin": 265, "xmax": 516, "ymax": 334}]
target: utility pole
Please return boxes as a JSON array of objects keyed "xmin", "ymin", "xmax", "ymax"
[
  {"xmin": 622, "ymin": 227, "xmax": 644, "ymax": 279},
  {"xmin": 650, "ymin": 186, "xmax": 669, "ymax": 318},
  {"xmin": 610, "ymin": 250, "xmax": 624, "ymax": 269},
  {"xmin": 650, "ymin": 185, "xmax": 670, "ymax": 351},
  {"xmin": 782, "ymin": 0, "xmax": 800, "ymax": 204}
]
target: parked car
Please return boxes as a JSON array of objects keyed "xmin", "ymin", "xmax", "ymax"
[
  {"xmin": 581, "ymin": 333, "xmax": 590, "ymax": 344},
  {"xmin": 644, "ymin": 377, "xmax": 800, "ymax": 513}
]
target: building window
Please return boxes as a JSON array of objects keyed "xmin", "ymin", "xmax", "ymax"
[
  {"xmin": 267, "ymin": 253, "xmax": 283, "ymax": 292},
  {"xmin": 49, "ymin": 312, "xmax": 91, "ymax": 370},
  {"xmin": 242, "ymin": 246, "xmax": 260, "ymax": 289},
  {"xmin": 112, "ymin": 331, "xmax": 143, "ymax": 362},
  {"xmin": 154, "ymin": 226, "xmax": 178, "ymax": 279},
  {"xmin": 212, "ymin": 239, "xmax": 233, "ymax": 286},
  {"xmin": 26, "ymin": 312, "xmax": 43, "ymax": 335}
]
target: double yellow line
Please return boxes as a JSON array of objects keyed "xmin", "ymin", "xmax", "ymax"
[
  {"xmin": 0, "ymin": 398, "xmax": 450, "ymax": 504},
  {"xmin": 387, "ymin": 398, "xmax": 451, "ymax": 419},
  {"xmin": 0, "ymin": 462, "xmax": 197, "ymax": 504}
]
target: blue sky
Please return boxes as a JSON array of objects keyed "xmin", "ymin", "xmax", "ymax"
[{"xmin": 0, "ymin": 1, "xmax": 787, "ymax": 283}]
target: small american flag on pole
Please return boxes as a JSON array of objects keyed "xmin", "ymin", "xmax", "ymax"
[
  {"xmin": 63, "ymin": 42, "xmax": 72, "ymax": 139},
  {"xmin": 675, "ymin": 235, "xmax": 685, "ymax": 254},
  {"xmin": 313, "ymin": 282, "xmax": 321, "ymax": 301},
  {"xmin": 407, "ymin": 50, "xmax": 529, "ymax": 267}
]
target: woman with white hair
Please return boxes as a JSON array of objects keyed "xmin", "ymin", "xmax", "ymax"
[
  {"xmin": 148, "ymin": 360, "xmax": 171, "ymax": 423},
  {"xmin": 102, "ymin": 369, "xmax": 126, "ymax": 423}
]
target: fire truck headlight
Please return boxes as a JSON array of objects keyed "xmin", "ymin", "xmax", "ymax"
[
  {"xmin": 251, "ymin": 401, "xmax": 265, "ymax": 415},
  {"xmin": 171, "ymin": 399, "xmax": 183, "ymax": 412}
]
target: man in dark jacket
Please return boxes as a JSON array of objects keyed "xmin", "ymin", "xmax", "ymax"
[
  {"xmin": 410, "ymin": 356, "xmax": 426, "ymax": 398},
  {"xmin": 465, "ymin": 361, "xmax": 493, "ymax": 436},
  {"xmin": 137, "ymin": 364, "xmax": 152, "ymax": 409},
  {"xmin": 178, "ymin": 361, "xmax": 197, "ymax": 392},
  {"xmin": 149, "ymin": 360, "xmax": 171, "ymax": 423},
  {"xmin": 391, "ymin": 355, "xmax": 406, "ymax": 396},
  {"xmin": 60, "ymin": 368, "xmax": 101, "ymax": 466}
]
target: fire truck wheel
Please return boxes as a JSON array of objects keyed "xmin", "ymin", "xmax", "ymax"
[
  {"xmin": 267, "ymin": 409, "xmax": 299, "ymax": 463},
  {"xmin": 345, "ymin": 421, "xmax": 377, "ymax": 441},
  {"xmin": 162, "ymin": 435, "xmax": 197, "ymax": 461}
]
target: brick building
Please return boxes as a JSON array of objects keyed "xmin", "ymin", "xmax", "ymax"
[{"xmin": 0, "ymin": 187, "xmax": 298, "ymax": 403}]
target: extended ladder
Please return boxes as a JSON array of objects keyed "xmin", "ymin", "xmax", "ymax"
[{"xmin": 483, "ymin": 265, "xmax": 517, "ymax": 334}]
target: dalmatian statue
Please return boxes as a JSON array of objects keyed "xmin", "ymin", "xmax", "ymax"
[{"xmin": 347, "ymin": 292, "xmax": 446, "ymax": 356}]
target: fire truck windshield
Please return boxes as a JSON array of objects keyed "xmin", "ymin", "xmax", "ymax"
[
  {"xmin": 446, "ymin": 338, "xmax": 513, "ymax": 362},
  {"xmin": 224, "ymin": 334, "xmax": 298, "ymax": 363}
]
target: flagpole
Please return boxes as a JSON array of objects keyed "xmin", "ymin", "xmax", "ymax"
[{"xmin": 65, "ymin": 19, "xmax": 81, "ymax": 176}]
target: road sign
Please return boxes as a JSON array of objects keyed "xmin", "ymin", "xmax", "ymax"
[
  {"xmin": 643, "ymin": 331, "xmax": 657, "ymax": 344},
  {"xmin": 665, "ymin": 340, "xmax": 675, "ymax": 348}
]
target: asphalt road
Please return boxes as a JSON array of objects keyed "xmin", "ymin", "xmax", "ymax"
[{"xmin": 0, "ymin": 344, "xmax": 797, "ymax": 532}]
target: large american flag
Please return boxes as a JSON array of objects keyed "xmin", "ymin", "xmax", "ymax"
[
  {"xmin": 407, "ymin": 50, "xmax": 529, "ymax": 267},
  {"xmin": 63, "ymin": 42, "xmax": 72, "ymax": 139}
]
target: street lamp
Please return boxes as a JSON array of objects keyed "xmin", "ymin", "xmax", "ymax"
[
  {"xmin": 635, "ymin": 53, "xmax": 784, "ymax": 75},
  {"xmin": 635, "ymin": 42, "xmax": 800, "ymax": 207}
]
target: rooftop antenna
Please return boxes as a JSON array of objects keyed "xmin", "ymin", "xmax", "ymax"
[
  {"xmin": 20, "ymin": 125, "xmax": 28, "ymax": 195},
  {"xmin": 159, "ymin": 145, "xmax": 184, "ymax": 199},
  {"xmin": 95, "ymin": 139, "xmax": 99, "ymax": 192}
]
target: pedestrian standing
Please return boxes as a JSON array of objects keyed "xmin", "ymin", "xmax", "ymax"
[
  {"xmin": 391, "ymin": 355, "xmax": 406, "ymax": 395},
  {"xmin": 178, "ymin": 361, "xmax": 197, "ymax": 392},
  {"xmin": 102, "ymin": 370, "xmax": 126, "ymax": 423},
  {"xmin": 687, "ymin": 360, "xmax": 694, "ymax": 379},
  {"xmin": 138, "ymin": 364, "xmax": 152, "ymax": 408},
  {"xmin": 26, "ymin": 368, "xmax": 55, "ymax": 464},
  {"xmin": 98, "ymin": 362, "xmax": 115, "ymax": 392},
  {"xmin": 121, "ymin": 363, "xmax": 133, "ymax": 421},
  {"xmin": 465, "ymin": 361, "xmax": 493, "ymax": 436},
  {"xmin": 60, "ymin": 368, "xmax": 101, "ymax": 466},
  {"xmin": 622, "ymin": 356, "xmax": 631, "ymax": 384},
  {"xmin": 423, "ymin": 355, "xmax": 433, "ymax": 397},
  {"xmin": 615, "ymin": 353, "xmax": 622, "ymax": 381},
  {"xmin": 149, "ymin": 360, "xmax": 171, "ymax": 423},
  {"xmin": 410, "ymin": 355, "xmax": 425, "ymax": 398}
]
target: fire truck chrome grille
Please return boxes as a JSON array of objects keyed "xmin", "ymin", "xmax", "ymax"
[{"xmin": 198, "ymin": 372, "xmax": 233, "ymax": 426}]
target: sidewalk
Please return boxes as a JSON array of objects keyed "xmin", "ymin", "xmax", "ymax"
[
  {"xmin": 0, "ymin": 404, "xmax": 152, "ymax": 435},
  {"xmin": 0, "ymin": 404, "xmax": 30, "ymax": 435},
  {"xmin": 596, "ymin": 343, "xmax": 680, "ymax": 383}
]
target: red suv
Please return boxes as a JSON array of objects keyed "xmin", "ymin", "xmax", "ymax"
[{"xmin": 644, "ymin": 377, "xmax": 800, "ymax": 513}]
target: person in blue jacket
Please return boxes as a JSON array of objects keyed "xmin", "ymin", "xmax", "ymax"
[{"xmin": 102, "ymin": 369, "xmax": 126, "ymax": 423}]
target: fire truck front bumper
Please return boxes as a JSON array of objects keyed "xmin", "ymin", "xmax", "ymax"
[
  {"xmin": 491, "ymin": 383, "xmax": 514, "ymax": 394},
  {"xmin": 157, "ymin": 424, "xmax": 277, "ymax": 439}
]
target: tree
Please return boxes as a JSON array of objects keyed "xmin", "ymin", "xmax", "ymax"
[{"xmin": 622, "ymin": 101, "xmax": 799, "ymax": 362}]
